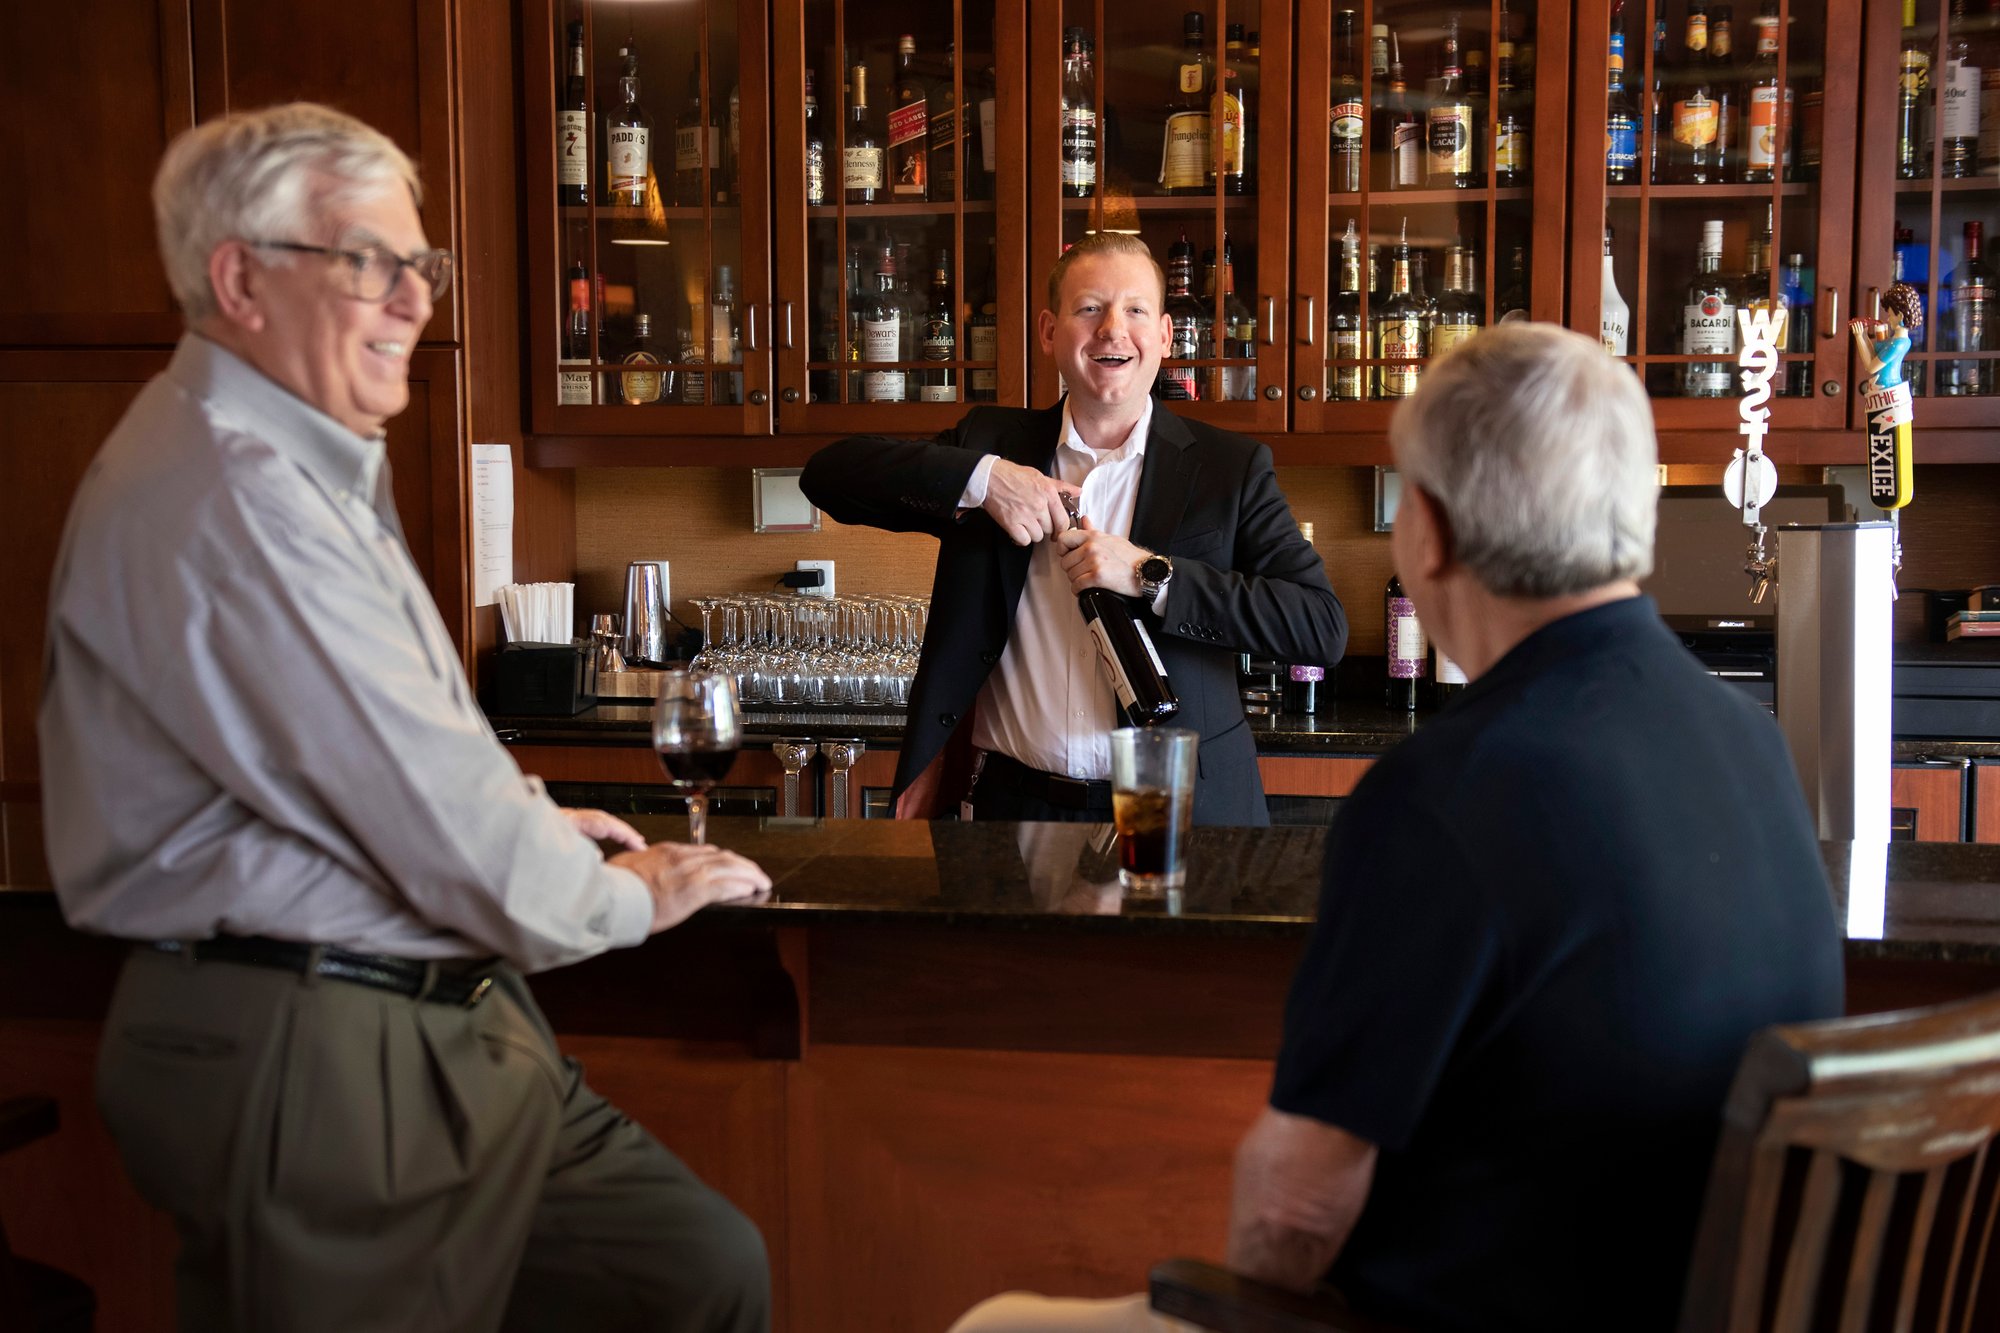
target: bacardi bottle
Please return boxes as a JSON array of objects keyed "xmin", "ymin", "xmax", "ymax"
[{"xmin": 1682, "ymin": 219, "xmax": 1737, "ymax": 396}]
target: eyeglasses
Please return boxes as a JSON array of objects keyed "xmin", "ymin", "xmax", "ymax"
[{"xmin": 249, "ymin": 240, "xmax": 454, "ymax": 302}]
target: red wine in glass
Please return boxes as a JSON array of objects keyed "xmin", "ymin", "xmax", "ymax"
[
  {"xmin": 652, "ymin": 668, "xmax": 743, "ymax": 845},
  {"xmin": 658, "ymin": 746, "xmax": 740, "ymax": 789}
]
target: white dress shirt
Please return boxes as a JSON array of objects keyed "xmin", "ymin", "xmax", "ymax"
[{"xmin": 958, "ymin": 397, "xmax": 1161, "ymax": 781}]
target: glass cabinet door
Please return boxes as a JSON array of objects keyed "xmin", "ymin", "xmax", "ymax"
[
  {"xmin": 1853, "ymin": 0, "xmax": 2000, "ymax": 433},
  {"xmin": 1570, "ymin": 0, "xmax": 1861, "ymax": 441},
  {"xmin": 1029, "ymin": 0, "xmax": 1296, "ymax": 431},
  {"xmin": 527, "ymin": 0, "xmax": 773, "ymax": 436},
  {"xmin": 1292, "ymin": 0, "xmax": 1572, "ymax": 437},
  {"xmin": 772, "ymin": 0, "xmax": 1029, "ymax": 431}
]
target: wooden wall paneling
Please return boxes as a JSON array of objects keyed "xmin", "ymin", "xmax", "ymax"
[
  {"xmin": 0, "ymin": 0, "xmax": 194, "ymax": 345},
  {"xmin": 0, "ymin": 1019, "xmax": 178, "ymax": 1333},
  {"xmin": 1255, "ymin": 755, "xmax": 1372, "ymax": 799},
  {"xmin": 1890, "ymin": 763, "xmax": 1967, "ymax": 843},
  {"xmin": 785, "ymin": 1043, "xmax": 1269, "ymax": 1333},
  {"xmin": 0, "ymin": 352, "xmax": 170, "ymax": 799},
  {"xmin": 190, "ymin": 0, "xmax": 460, "ymax": 344},
  {"xmin": 1973, "ymin": 762, "xmax": 2000, "ymax": 845},
  {"xmin": 388, "ymin": 348, "xmax": 470, "ymax": 657},
  {"xmin": 828, "ymin": 748, "xmax": 901, "ymax": 819}
]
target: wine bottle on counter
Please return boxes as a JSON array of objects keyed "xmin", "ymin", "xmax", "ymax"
[
  {"xmin": 1067, "ymin": 497, "xmax": 1180, "ymax": 727},
  {"xmin": 1385, "ymin": 574, "xmax": 1427, "ymax": 710},
  {"xmin": 1431, "ymin": 642, "xmax": 1467, "ymax": 703},
  {"xmin": 1281, "ymin": 523, "xmax": 1325, "ymax": 713}
]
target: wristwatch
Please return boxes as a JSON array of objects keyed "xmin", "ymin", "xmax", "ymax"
[{"xmin": 1137, "ymin": 554, "xmax": 1174, "ymax": 603}]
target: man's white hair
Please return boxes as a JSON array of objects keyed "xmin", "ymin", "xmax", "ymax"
[
  {"xmin": 1390, "ymin": 322, "xmax": 1659, "ymax": 598},
  {"xmin": 153, "ymin": 103, "xmax": 421, "ymax": 323}
]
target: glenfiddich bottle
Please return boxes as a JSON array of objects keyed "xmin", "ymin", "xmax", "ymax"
[
  {"xmin": 1375, "ymin": 219, "xmax": 1425, "ymax": 399},
  {"xmin": 606, "ymin": 47, "xmax": 652, "ymax": 208},
  {"xmin": 845, "ymin": 63, "xmax": 885, "ymax": 204},
  {"xmin": 1385, "ymin": 575, "xmax": 1427, "ymax": 711},
  {"xmin": 557, "ymin": 22, "xmax": 589, "ymax": 206},
  {"xmin": 919, "ymin": 251, "xmax": 956, "ymax": 402},
  {"xmin": 890, "ymin": 35, "xmax": 929, "ymax": 200},
  {"xmin": 1067, "ymin": 497, "xmax": 1180, "ymax": 729},
  {"xmin": 1161, "ymin": 12, "xmax": 1213, "ymax": 194}
]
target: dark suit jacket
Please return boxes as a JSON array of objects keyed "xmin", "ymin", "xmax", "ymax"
[{"xmin": 800, "ymin": 399, "xmax": 1348, "ymax": 826}]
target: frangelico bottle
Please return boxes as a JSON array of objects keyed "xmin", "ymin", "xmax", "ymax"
[
  {"xmin": 1066, "ymin": 496, "xmax": 1181, "ymax": 728},
  {"xmin": 1161, "ymin": 12, "xmax": 1213, "ymax": 194}
]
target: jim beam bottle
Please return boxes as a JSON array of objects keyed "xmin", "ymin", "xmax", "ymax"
[
  {"xmin": 1682, "ymin": 219, "xmax": 1736, "ymax": 396},
  {"xmin": 1161, "ymin": 12, "xmax": 1213, "ymax": 194},
  {"xmin": 1331, "ymin": 10, "xmax": 1365, "ymax": 193},
  {"xmin": 845, "ymin": 63, "xmax": 886, "ymax": 204},
  {"xmin": 1375, "ymin": 219, "xmax": 1426, "ymax": 399},
  {"xmin": 606, "ymin": 46, "xmax": 652, "ymax": 207},
  {"xmin": 890, "ymin": 36, "xmax": 929, "ymax": 200},
  {"xmin": 557, "ymin": 22, "xmax": 589, "ymax": 206}
]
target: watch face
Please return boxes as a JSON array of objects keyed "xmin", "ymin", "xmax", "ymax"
[{"xmin": 1140, "ymin": 556, "xmax": 1172, "ymax": 582}]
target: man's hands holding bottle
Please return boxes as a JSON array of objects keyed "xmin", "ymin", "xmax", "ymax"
[
  {"xmin": 981, "ymin": 458, "xmax": 1078, "ymax": 546},
  {"xmin": 1057, "ymin": 514, "xmax": 1147, "ymax": 598}
]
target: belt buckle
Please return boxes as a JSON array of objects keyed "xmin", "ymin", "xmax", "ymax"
[{"xmin": 464, "ymin": 975, "xmax": 495, "ymax": 1008}]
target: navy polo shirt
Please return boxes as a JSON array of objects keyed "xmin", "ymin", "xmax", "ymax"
[{"xmin": 1271, "ymin": 595, "xmax": 1844, "ymax": 1333}]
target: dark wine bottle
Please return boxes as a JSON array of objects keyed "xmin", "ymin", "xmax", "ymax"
[
  {"xmin": 1385, "ymin": 574, "xmax": 1427, "ymax": 710},
  {"xmin": 1065, "ymin": 497, "xmax": 1179, "ymax": 727},
  {"xmin": 1431, "ymin": 641, "xmax": 1467, "ymax": 704}
]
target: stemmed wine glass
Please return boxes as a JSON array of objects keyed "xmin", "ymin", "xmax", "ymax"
[{"xmin": 652, "ymin": 668, "xmax": 742, "ymax": 845}]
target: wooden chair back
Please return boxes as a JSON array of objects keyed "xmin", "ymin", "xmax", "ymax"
[{"xmin": 1678, "ymin": 989, "xmax": 2000, "ymax": 1333}]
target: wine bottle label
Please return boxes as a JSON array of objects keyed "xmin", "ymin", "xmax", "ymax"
[
  {"xmin": 1494, "ymin": 123, "xmax": 1526, "ymax": 174},
  {"xmin": 862, "ymin": 315, "xmax": 900, "ymax": 361},
  {"xmin": 621, "ymin": 351, "xmax": 662, "ymax": 405},
  {"xmin": 889, "ymin": 100, "xmax": 928, "ymax": 149},
  {"xmin": 608, "ymin": 127, "xmax": 650, "ymax": 197},
  {"xmin": 1685, "ymin": 14, "xmax": 1708, "ymax": 50},
  {"xmin": 921, "ymin": 323, "xmax": 953, "ymax": 363},
  {"xmin": 1746, "ymin": 86, "xmax": 1793, "ymax": 170},
  {"xmin": 862, "ymin": 371, "xmax": 906, "ymax": 401},
  {"xmin": 1332, "ymin": 98, "xmax": 1365, "ymax": 146},
  {"xmin": 929, "ymin": 104, "xmax": 959, "ymax": 153},
  {"xmin": 969, "ymin": 322, "xmax": 997, "ymax": 397},
  {"xmin": 1215, "ymin": 91, "xmax": 1247, "ymax": 175},
  {"xmin": 1062, "ymin": 106, "xmax": 1098, "ymax": 188},
  {"xmin": 1159, "ymin": 110, "xmax": 1212, "ymax": 189},
  {"xmin": 1606, "ymin": 114, "xmax": 1638, "ymax": 172},
  {"xmin": 1902, "ymin": 50, "xmax": 1932, "ymax": 100},
  {"xmin": 1085, "ymin": 618, "xmax": 1141, "ymax": 713},
  {"xmin": 806, "ymin": 144, "xmax": 826, "ymax": 205},
  {"xmin": 1673, "ymin": 95, "xmax": 1719, "ymax": 147},
  {"xmin": 558, "ymin": 111, "xmax": 588, "ymax": 186},
  {"xmin": 1378, "ymin": 317, "xmax": 1424, "ymax": 397},
  {"xmin": 1427, "ymin": 104, "xmax": 1472, "ymax": 178},
  {"xmin": 1608, "ymin": 30, "xmax": 1626, "ymax": 78},
  {"xmin": 920, "ymin": 384, "xmax": 958, "ymax": 402},
  {"xmin": 1437, "ymin": 652, "xmax": 1468, "ymax": 685},
  {"xmin": 1431, "ymin": 321, "xmax": 1480, "ymax": 357},
  {"xmin": 1943, "ymin": 60, "xmax": 1983, "ymax": 139},
  {"xmin": 843, "ymin": 146, "xmax": 884, "ymax": 190},
  {"xmin": 1387, "ymin": 599, "xmax": 1427, "ymax": 678},
  {"xmin": 1392, "ymin": 122, "xmax": 1424, "ymax": 185},
  {"xmin": 1684, "ymin": 296, "xmax": 1736, "ymax": 355},
  {"xmin": 1134, "ymin": 618, "xmax": 1169, "ymax": 678},
  {"xmin": 1179, "ymin": 62, "xmax": 1205, "ymax": 95},
  {"xmin": 676, "ymin": 125, "xmax": 718, "ymax": 171}
]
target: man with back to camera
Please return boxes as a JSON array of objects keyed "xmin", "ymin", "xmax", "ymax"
[
  {"xmin": 949, "ymin": 323, "xmax": 1845, "ymax": 1332},
  {"xmin": 801, "ymin": 233, "xmax": 1347, "ymax": 826},
  {"xmin": 39, "ymin": 103, "xmax": 773, "ymax": 1332}
]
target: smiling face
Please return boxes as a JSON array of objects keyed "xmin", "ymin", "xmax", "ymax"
[
  {"xmin": 1038, "ymin": 251, "xmax": 1170, "ymax": 414},
  {"xmin": 236, "ymin": 182, "xmax": 436, "ymax": 436}
]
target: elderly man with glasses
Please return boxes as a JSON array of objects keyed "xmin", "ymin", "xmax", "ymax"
[{"xmin": 39, "ymin": 103, "xmax": 774, "ymax": 1332}]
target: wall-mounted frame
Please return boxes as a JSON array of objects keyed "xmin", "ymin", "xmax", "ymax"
[{"xmin": 753, "ymin": 467, "xmax": 820, "ymax": 533}]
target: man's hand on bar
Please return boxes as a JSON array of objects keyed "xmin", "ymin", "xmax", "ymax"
[
  {"xmin": 982, "ymin": 458, "xmax": 1077, "ymax": 547},
  {"xmin": 611, "ymin": 842, "xmax": 774, "ymax": 932}
]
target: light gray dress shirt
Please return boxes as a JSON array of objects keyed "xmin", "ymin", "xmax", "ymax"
[{"xmin": 39, "ymin": 335, "xmax": 653, "ymax": 971}]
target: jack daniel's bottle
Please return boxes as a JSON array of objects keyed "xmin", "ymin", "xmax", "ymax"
[{"xmin": 1067, "ymin": 497, "xmax": 1180, "ymax": 728}]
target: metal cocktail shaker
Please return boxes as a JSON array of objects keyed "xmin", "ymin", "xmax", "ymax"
[{"xmin": 622, "ymin": 562, "xmax": 669, "ymax": 666}]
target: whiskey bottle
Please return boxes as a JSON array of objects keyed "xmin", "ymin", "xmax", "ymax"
[
  {"xmin": 1216, "ymin": 23, "xmax": 1251, "ymax": 195},
  {"xmin": 1330, "ymin": 219, "xmax": 1366, "ymax": 400},
  {"xmin": 560, "ymin": 258, "xmax": 594, "ymax": 405},
  {"xmin": 1898, "ymin": 0, "xmax": 1932, "ymax": 179},
  {"xmin": 968, "ymin": 301, "xmax": 998, "ymax": 402},
  {"xmin": 1666, "ymin": 0, "xmax": 1721, "ymax": 183},
  {"xmin": 1601, "ymin": 227, "xmax": 1630, "ymax": 355},
  {"xmin": 1385, "ymin": 575, "xmax": 1427, "ymax": 711},
  {"xmin": 676, "ymin": 302, "xmax": 708, "ymax": 405},
  {"xmin": 1942, "ymin": 0, "xmax": 1984, "ymax": 177},
  {"xmin": 919, "ymin": 251, "xmax": 957, "ymax": 402},
  {"xmin": 674, "ymin": 68, "xmax": 715, "ymax": 206},
  {"xmin": 1741, "ymin": 0, "xmax": 1793, "ymax": 183},
  {"xmin": 1742, "ymin": 203, "xmax": 1779, "ymax": 332},
  {"xmin": 711, "ymin": 265, "xmax": 741, "ymax": 405},
  {"xmin": 1710, "ymin": 6, "xmax": 1740, "ymax": 179},
  {"xmin": 557, "ymin": 21, "xmax": 589, "ymax": 206},
  {"xmin": 1382, "ymin": 31, "xmax": 1424, "ymax": 189},
  {"xmin": 928, "ymin": 39, "xmax": 961, "ymax": 202},
  {"xmin": 1952, "ymin": 220, "xmax": 1993, "ymax": 394},
  {"xmin": 861, "ymin": 243, "xmax": 907, "ymax": 402},
  {"xmin": 1492, "ymin": 4, "xmax": 1530, "ymax": 187},
  {"xmin": 1161, "ymin": 12, "xmax": 1213, "ymax": 194},
  {"xmin": 845, "ymin": 63, "xmax": 885, "ymax": 204},
  {"xmin": 1330, "ymin": 9, "xmax": 1365, "ymax": 193},
  {"xmin": 890, "ymin": 36, "xmax": 929, "ymax": 200},
  {"xmin": 1428, "ymin": 11, "xmax": 1479, "ymax": 187},
  {"xmin": 843, "ymin": 244, "xmax": 867, "ymax": 401},
  {"xmin": 1497, "ymin": 243, "xmax": 1530, "ymax": 322},
  {"xmin": 1375, "ymin": 219, "xmax": 1426, "ymax": 400},
  {"xmin": 1160, "ymin": 229, "xmax": 1206, "ymax": 400},
  {"xmin": 1431, "ymin": 243, "xmax": 1482, "ymax": 359},
  {"xmin": 621, "ymin": 313, "xmax": 664, "ymax": 405},
  {"xmin": 1606, "ymin": 5, "xmax": 1640, "ymax": 184},
  {"xmin": 1061, "ymin": 27, "xmax": 1098, "ymax": 198},
  {"xmin": 606, "ymin": 46, "xmax": 652, "ymax": 208},
  {"xmin": 804, "ymin": 70, "xmax": 827, "ymax": 206},
  {"xmin": 1682, "ymin": 219, "xmax": 1737, "ymax": 397}
]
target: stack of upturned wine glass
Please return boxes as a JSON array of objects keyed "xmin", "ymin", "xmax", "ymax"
[{"xmin": 684, "ymin": 594, "xmax": 929, "ymax": 708}]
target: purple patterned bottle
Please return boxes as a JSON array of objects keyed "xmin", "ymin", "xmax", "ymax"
[{"xmin": 1385, "ymin": 574, "xmax": 1427, "ymax": 710}]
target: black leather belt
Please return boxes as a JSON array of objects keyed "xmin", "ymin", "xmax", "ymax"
[
  {"xmin": 978, "ymin": 751, "xmax": 1113, "ymax": 811},
  {"xmin": 151, "ymin": 936, "xmax": 499, "ymax": 1008}
]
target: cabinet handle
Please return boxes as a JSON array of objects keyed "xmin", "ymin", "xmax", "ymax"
[
  {"xmin": 1263, "ymin": 296, "xmax": 1277, "ymax": 346},
  {"xmin": 1823, "ymin": 288, "xmax": 1839, "ymax": 340},
  {"xmin": 780, "ymin": 301, "xmax": 795, "ymax": 350},
  {"xmin": 745, "ymin": 303, "xmax": 758, "ymax": 352},
  {"xmin": 1300, "ymin": 295, "xmax": 1316, "ymax": 346}
]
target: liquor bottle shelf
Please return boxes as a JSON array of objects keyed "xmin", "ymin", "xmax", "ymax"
[
  {"xmin": 1328, "ymin": 187, "xmax": 1534, "ymax": 206},
  {"xmin": 562, "ymin": 205, "xmax": 744, "ymax": 221},
  {"xmin": 808, "ymin": 201, "xmax": 998, "ymax": 218},
  {"xmin": 1604, "ymin": 183, "xmax": 1814, "ymax": 200},
  {"xmin": 1893, "ymin": 177, "xmax": 2000, "ymax": 194},
  {"xmin": 1060, "ymin": 195, "xmax": 1260, "ymax": 212}
]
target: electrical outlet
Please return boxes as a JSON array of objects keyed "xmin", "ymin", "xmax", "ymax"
[{"xmin": 796, "ymin": 559, "xmax": 835, "ymax": 598}]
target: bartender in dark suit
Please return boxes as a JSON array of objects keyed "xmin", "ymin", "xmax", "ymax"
[{"xmin": 801, "ymin": 233, "xmax": 1346, "ymax": 825}]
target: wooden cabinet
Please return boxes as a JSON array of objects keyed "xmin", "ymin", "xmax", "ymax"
[{"xmin": 1891, "ymin": 758, "xmax": 1969, "ymax": 840}]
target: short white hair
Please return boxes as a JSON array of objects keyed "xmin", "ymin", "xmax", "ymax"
[
  {"xmin": 1390, "ymin": 322, "xmax": 1659, "ymax": 598},
  {"xmin": 152, "ymin": 103, "xmax": 421, "ymax": 323}
]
